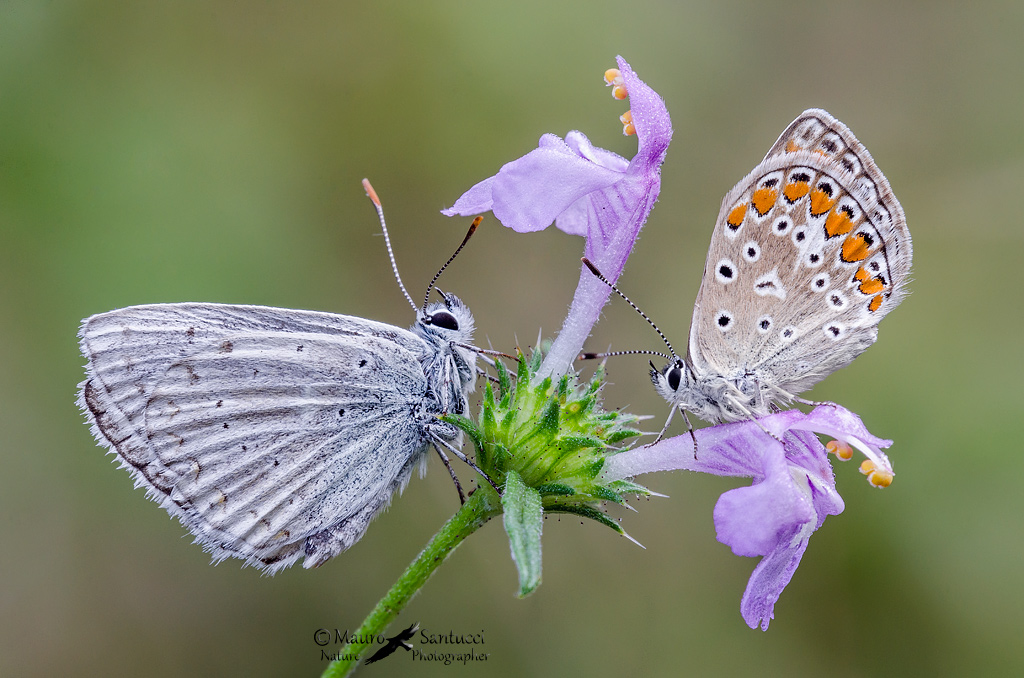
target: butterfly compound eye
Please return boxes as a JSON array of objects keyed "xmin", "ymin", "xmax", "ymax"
[
  {"xmin": 667, "ymin": 365, "xmax": 682, "ymax": 392},
  {"xmin": 427, "ymin": 310, "xmax": 459, "ymax": 331}
]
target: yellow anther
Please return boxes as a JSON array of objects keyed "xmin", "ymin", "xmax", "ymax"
[
  {"xmin": 826, "ymin": 439, "xmax": 854, "ymax": 461},
  {"xmin": 868, "ymin": 469, "xmax": 894, "ymax": 488},
  {"xmin": 602, "ymin": 68, "xmax": 626, "ymax": 99},
  {"xmin": 604, "ymin": 68, "xmax": 628, "ymax": 99},
  {"xmin": 620, "ymin": 110, "xmax": 635, "ymax": 135},
  {"xmin": 859, "ymin": 460, "xmax": 893, "ymax": 488}
]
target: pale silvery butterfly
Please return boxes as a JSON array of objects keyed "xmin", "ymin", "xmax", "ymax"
[
  {"xmin": 588, "ymin": 109, "xmax": 910, "ymax": 430},
  {"xmin": 78, "ymin": 181, "xmax": 490, "ymax": 573}
]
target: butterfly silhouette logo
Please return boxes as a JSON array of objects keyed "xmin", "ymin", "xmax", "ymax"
[{"xmin": 365, "ymin": 622, "xmax": 420, "ymax": 664}]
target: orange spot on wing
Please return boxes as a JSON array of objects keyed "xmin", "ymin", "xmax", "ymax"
[
  {"xmin": 785, "ymin": 139, "xmax": 801, "ymax": 153},
  {"xmin": 751, "ymin": 188, "xmax": 778, "ymax": 216},
  {"xmin": 858, "ymin": 277, "xmax": 885, "ymax": 295},
  {"xmin": 824, "ymin": 208, "xmax": 855, "ymax": 237},
  {"xmin": 854, "ymin": 267, "xmax": 870, "ymax": 281},
  {"xmin": 727, "ymin": 204, "xmax": 748, "ymax": 227},
  {"xmin": 841, "ymin": 233, "xmax": 872, "ymax": 262},
  {"xmin": 810, "ymin": 189, "xmax": 836, "ymax": 217},
  {"xmin": 783, "ymin": 181, "xmax": 810, "ymax": 203},
  {"xmin": 869, "ymin": 295, "xmax": 883, "ymax": 312}
]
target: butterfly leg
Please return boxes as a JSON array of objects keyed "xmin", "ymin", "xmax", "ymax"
[
  {"xmin": 454, "ymin": 342, "xmax": 517, "ymax": 362},
  {"xmin": 647, "ymin": 404, "xmax": 677, "ymax": 447},
  {"xmin": 431, "ymin": 440, "xmax": 467, "ymax": 504},
  {"xmin": 730, "ymin": 398, "xmax": 787, "ymax": 445},
  {"xmin": 476, "ymin": 366, "xmax": 502, "ymax": 386},
  {"xmin": 792, "ymin": 395, "xmax": 839, "ymax": 410},
  {"xmin": 767, "ymin": 382, "xmax": 838, "ymax": 411},
  {"xmin": 648, "ymin": 403, "xmax": 697, "ymax": 456},
  {"xmin": 431, "ymin": 433, "xmax": 503, "ymax": 497},
  {"xmin": 458, "ymin": 343, "xmax": 516, "ymax": 386},
  {"xmin": 681, "ymin": 408, "xmax": 698, "ymax": 459},
  {"xmin": 753, "ymin": 419, "xmax": 785, "ymax": 444}
]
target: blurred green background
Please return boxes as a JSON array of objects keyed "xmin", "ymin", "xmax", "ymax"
[{"xmin": 2, "ymin": 1, "xmax": 1022, "ymax": 676}]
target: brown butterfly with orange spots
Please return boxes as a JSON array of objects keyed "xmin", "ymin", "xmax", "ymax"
[{"xmin": 645, "ymin": 108, "xmax": 911, "ymax": 426}]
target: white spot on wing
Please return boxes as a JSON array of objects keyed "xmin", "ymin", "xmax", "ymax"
[
  {"xmin": 715, "ymin": 259, "xmax": 738, "ymax": 285},
  {"xmin": 742, "ymin": 241, "xmax": 761, "ymax": 263},
  {"xmin": 715, "ymin": 310, "xmax": 734, "ymax": 332},
  {"xmin": 824, "ymin": 323, "xmax": 846, "ymax": 340},
  {"xmin": 771, "ymin": 215, "xmax": 792, "ymax": 236},
  {"xmin": 753, "ymin": 269, "xmax": 787, "ymax": 300},
  {"xmin": 828, "ymin": 291, "xmax": 848, "ymax": 310}
]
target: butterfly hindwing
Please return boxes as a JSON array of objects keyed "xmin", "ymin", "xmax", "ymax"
[
  {"xmin": 79, "ymin": 303, "xmax": 437, "ymax": 572},
  {"xmin": 689, "ymin": 109, "xmax": 911, "ymax": 399}
]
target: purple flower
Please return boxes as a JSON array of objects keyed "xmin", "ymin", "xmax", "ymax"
[
  {"xmin": 443, "ymin": 56, "xmax": 672, "ymax": 379},
  {"xmin": 603, "ymin": 405, "xmax": 895, "ymax": 630}
]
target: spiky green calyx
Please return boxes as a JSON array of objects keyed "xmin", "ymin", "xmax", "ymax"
[{"xmin": 443, "ymin": 348, "xmax": 650, "ymax": 532}]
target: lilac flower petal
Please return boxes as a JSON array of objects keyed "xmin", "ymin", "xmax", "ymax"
[
  {"xmin": 779, "ymin": 426, "xmax": 830, "ymax": 481},
  {"xmin": 442, "ymin": 134, "xmax": 623, "ymax": 232},
  {"xmin": 740, "ymin": 520, "xmax": 811, "ymax": 631},
  {"xmin": 785, "ymin": 428, "xmax": 845, "ymax": 526},
  {"xmin": 489, "ymin": 144, "xmax": 624, "ymax": 233},
  {"xmin": 441, "ymin": 175, "xmax": 495, "ymax": 216},
  {"xmin": 580, "ymin": 173, "xmax": 659, "ymax": 263},
  {"xmin": 564, "ymin": 131, "xmax": 630, "ymax": 172},
  {"xmin": 616, "ymin": 55, "xmax": 672, "ymax": 169},
  {"xmin": 603, "ymin": 417, "xmax": 770, "ymax": 480},
  {"xmin": 717, "ymin": 428, "xmax": 834, "ymax": 630},
  {"xmin": 713, "ymin": 443, "xmax": 814, "ymax": 558},
  {"xmin": 551, "ymin": 195, "xmax": 592, "ymax": 236}
]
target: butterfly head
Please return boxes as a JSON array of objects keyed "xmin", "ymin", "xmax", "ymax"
[
  {"xmin": 416, "ymin": 291, "xmax": 478, "ymax": 398},
  {"xmin": 419, "ymin": 291, "xmax": 475, "ymax": 343},
  {"xmin": 650, "ymin": 357, "xmax": 694, "ymax": 405}
]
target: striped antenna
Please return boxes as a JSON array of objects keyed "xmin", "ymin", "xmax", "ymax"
[
  {"xmin": 422, "ymin": 216, "xmax": 483, "ymax": 311},
  {"xmin": 580, "ymin": 257, "xmax": 680, "ymax": 361},
  {"xmin": 580, "ymin": 349, "xmax": 673, "ymax": 361},
  {"xmin": 363, "ymin": 178, "xmax": 417, "ymax": 313}
]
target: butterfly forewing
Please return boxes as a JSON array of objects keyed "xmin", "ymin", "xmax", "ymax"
[
  {"xmin": 688, "ymin": 109, "xmax": 911, "ymax": 399},
  {"xmin": 79, "ymin": 303, "xmax": 441, "ymax": 572}
]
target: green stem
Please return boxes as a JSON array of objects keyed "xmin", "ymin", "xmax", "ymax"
[{"xmin": 321, "ymin": 487, "xmax": 503, "ymax": 677}]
